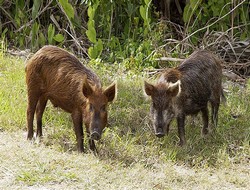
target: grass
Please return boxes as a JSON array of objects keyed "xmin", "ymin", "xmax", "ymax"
[{"xmin": 0, "ymin": 51, "xmax": 249, "ymax": 189}]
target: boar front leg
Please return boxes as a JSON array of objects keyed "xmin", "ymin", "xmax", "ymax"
[
  {"xmin": 71, "ymin": 110, "xmax": 84, "ymax": 152},
  {"xmin": 177, "ymin": 115, "xmax": 186, "ymax": 146},
  {"xmin": 85, "ymin": 126, "xmax": 97, "ymax": 153},
  {"xmin": 88, "ymin": 134, "xmax": 97, "ymax": 153},
  {"xmin": 35, "ymin": 95, "xmax": 48, "ymax": 137}
]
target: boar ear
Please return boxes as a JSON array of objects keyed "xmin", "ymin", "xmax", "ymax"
[
  {"xmin": 168, "ymin": 80, "xmax": 181, "ymax": 97},
  {"xmin": 144, "ymin": 81, "xmax": 155, "ymax": 96},
  {"xmin": 82, "ymin": 76, "xmax": 93, "ymax": 98},
  {"xmin": 104, "ymin": 82, "xmax": 117, "ymax": 102}
]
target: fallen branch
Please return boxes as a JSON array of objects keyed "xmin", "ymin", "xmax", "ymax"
[
  {"xmin": 63, "ymin": 29, "xmax": 89, "ymax": 58},
  {"xmin": 222, "ymin": 69, "xmax": 246, "ymax": 82},
  {"xmin": 155, "ymin": 57, "xmax": 184, "ymax": 62}
]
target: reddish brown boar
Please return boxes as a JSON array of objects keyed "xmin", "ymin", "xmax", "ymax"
[
  {"xmin": 144, "ymin": 50, "xmax": 224, "ymax": 146},
  {"xmin": 25, "ymin": 45, "xmax": 116, "ymax": 152}
]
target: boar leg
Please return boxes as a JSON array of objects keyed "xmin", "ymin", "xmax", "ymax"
[
  {"xmin": 86, "ymin": 126, "xmax": 97, "ymax": 152},
  {"xmin": 201, "ymin": 106, "xmax": 209, "ymax": 135},
  {"xmin": 89, "ymin": 136, "xmax": 97, "ymax": 152},
  {"xmin": 177, "ymin": 115, "xmax": 186, "ymax": 146},
  {"xmin": 211, "ymin": 101, "xmax": 220, "ymax": 127},
  {"xmin": 71, "ymin": 111, "xmax": 84, "ymax": 152},
  {"xmin": 35, "ymin": 95, "xmax": 48, "ymax": 137},
  {"xmin": 27, "ymin": 93, "xmax": 40, "ymax": 140}
]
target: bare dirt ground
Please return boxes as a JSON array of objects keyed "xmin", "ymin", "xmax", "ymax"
[{"xmin": 0, "ymin": 130, "xmax": 249, "ymax": 190}]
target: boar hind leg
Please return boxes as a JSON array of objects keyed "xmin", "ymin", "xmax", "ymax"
[
  {"xmin": 27, "ymin": 93, "xmax": 40, "ymax": 140},
  {"xmin": 72, "ymin": 111, "xmax": 84, "ymax": 152},
  {"xmin": 35, "ymin": 95, "xmax": 48, "ymax": 137},
  {"xmin": 201, "ymin": 106, "xmax": 209, "ymax": 136},
  {"xmin": 211, "ymin": 101, "xmax": 220, "ymax": 127},
  {"xmin": 177, "ymin": 115, "xmax": 186, "ymax": 146}
]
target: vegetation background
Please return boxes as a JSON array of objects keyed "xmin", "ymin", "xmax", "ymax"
[
  {"xmin": 1, "ymin": 0, "xmax": 249, "ymax": 67},
  {"xmin": 0, "ymin": 0, "xmax": 250, "ymax": 189}
]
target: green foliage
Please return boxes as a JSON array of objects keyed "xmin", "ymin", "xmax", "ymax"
[
  {"xmin": 86, "ymin": 20, "xmax": 96, "ymax": 43},
  {"xmin": 31, "ymin": 21, "xmax": 40, "ymax": 49},
  {"xmin": 88, "ymin": 38, "xmax": 103, "ymax": 59},
  {"xmin": 139, "ymin": 0, "xmax": 152, "ymax": 34},
  {"xmin": 58, "ymin": 0, "xmax": 74, "ymax": 19},
  {"xmin": 86, "ymin": 0, "xmax": 103, "ymax": 59},
  {"xmin": 48, "ymin": 24, "xmax": 55, "ymax": 45},
  {"xmin": 183, "ymin": 0, "xmax": 250, "ymax": 44},
  {"xmin": 183, "ymin": 0, "xmax": 202, "ymax": 23},
  {"xmin": 53, "ymin": 33, "xmax": 64, "ymax": 43},
  {"xmin": 32, "ymin": 0, "xmax": 42, "ymax": 20},
  {"xmin": 1, "ymin": 0, "xmax": 249, "ymax": 70}
]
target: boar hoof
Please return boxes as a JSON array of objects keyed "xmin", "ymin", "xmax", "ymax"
[
  {"xmin": 178, "ymin": 140, "xmax": 186, "ymax": 146},
  {"xmin": 202, "ymin": 128, "xmax": 209, "ymax": 136}
]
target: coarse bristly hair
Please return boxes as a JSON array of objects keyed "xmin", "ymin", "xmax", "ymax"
[
  {"xmin": 25, "ymin": 45, "xmax": 117, "ymax": 153},
  {"xmin": 143, "ymin": 50, "xmax": 224, "ymax": 146}
]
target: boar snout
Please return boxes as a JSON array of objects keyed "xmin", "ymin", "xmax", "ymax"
[
  {"xmin": 90, "ymin": 129, "xmax": 101, "ymax": 140},
  {"xmin": 155, "ymin": 130, "xmax": 165, "ymax": 138},
  {"xmin": 155, "ymin": 122, "xmax": 165, "ymax": 138},
  {"xmin": 155, "ymin": 123, "xmax": 171, "ymax": 137}
]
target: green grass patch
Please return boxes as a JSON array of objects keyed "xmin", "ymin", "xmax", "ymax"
[
  {"xmin": 0, "ymin": 52, "xmax": 249, "ymax": 172},
  {"xmin": 0, "ymin": 53, "xmax": 27, "ymax": 131}
]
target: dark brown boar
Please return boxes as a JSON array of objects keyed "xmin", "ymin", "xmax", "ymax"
[
  {"xmin": 25, "ymin": 45, "xmax": 116, "ymax": 152},
  {"xmin": 144, "ymin": 50, "xmax": 224, "ymax": 146}
]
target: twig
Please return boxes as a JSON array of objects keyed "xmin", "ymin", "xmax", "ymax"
[
  {"xmin": 50, "ymin": 14, "xmax": 61, "ymax": 31},
  {"xmin": 182, "ymin": 0, "xmax": 246, "ymax": 42},
  {"xmin": 155, "ymin": 57, "xmax": 184, "ymax": 62},
  {"xmin": 144, "ymin": 68, "xmax": 164, "ymax": 75},
  {"xmin": 236, "ymin": 44, "xmax": 250, "ymax": 63},
  {"xmin": 57, "ymin": 0, "xmax": 89, "ymax": 57},
  {"xmin": 0, "ymin": 6, "xmax": 17, "ymax": 29},
  {"xmin": 231, "ymin": 0, "xmax": 235, "ymax": 39},
  {"xmin": 15, "ymin": 0, "xmax": 54, "ymax": 32},
  {"xmin": 108, "ymin": 3, "xmax": 114, "ymax": 43},
  {"xmin": 222, "ymin": 69, "xmax": 246, "ymax": 82},
  {"xmin": 56, "ymin": 0, "xmax": 75, "ymax": 34},
  {"xmin": 63, "ymin": 29, "xmax": 89, "ymax": 58},
  {"xmin": 225, "ymin": 22, "xmax": 250, "ymax": 34},
  {"xmin": 225, "ymin": 39, "xmax": 238, "ymax": 60}
]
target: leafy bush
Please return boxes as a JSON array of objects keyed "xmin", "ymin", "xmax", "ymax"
[
  {"xmin": 183, "ymin": 0, "xmax": 250, "ymax": 44},
  {"xmin": 0, "ymin": 0, "xmax": 249, "ymax": 71}
]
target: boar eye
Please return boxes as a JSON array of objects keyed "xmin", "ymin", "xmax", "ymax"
[{"xmin": 101, "ymin": 105, "xmax": 107, "ymax": 112}]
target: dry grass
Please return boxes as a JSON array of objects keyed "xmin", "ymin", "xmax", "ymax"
[{"xmin": 0, "ymin": 130, "xmax": 249, "ymax": 190}]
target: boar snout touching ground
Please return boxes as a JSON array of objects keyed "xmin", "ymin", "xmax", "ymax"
[
  {"xmin": 26, "ymin": 45, "xmax": 116, "ymax": 153},
  {"xmin": 144, "ymin": 50, "xmax": 224, "ymax": 146}
]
